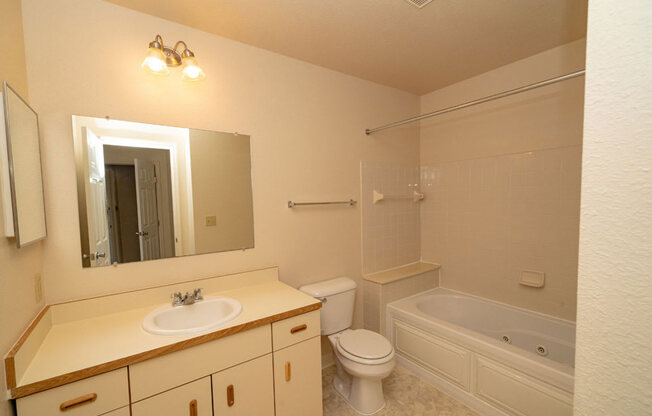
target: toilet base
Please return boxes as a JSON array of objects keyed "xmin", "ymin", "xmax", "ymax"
[
  {"xmin": 327, "ymin": 330, "xmax": 395, "ymax": 415},
  {"xmin": 332, "ymin": 374, "xmax": 387, "ymax": 416},
  {"xmin": 330, "ymin": 343, "xmax": 393, "ymax": 414}
]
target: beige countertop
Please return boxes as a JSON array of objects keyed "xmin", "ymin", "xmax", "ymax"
[{"xmin": 6, "ymin": 268, "xmax": 320, "ymax": 399}]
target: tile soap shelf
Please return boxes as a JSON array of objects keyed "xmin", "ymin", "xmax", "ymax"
[{"xmin": 373, "ymin": 190, "xmax": 424, "ymax": 204}]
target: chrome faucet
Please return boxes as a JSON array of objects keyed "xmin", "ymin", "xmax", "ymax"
[{"xmin": 170, "ymin": 288, "xmax": 204, "ymax": 306}]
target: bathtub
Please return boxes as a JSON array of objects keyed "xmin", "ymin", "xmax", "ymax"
[{"xmin": 386, "ymin": 288, "xmax": 575, "ymax": 416}]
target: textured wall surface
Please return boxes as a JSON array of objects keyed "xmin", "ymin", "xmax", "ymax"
[
  {"xmin": 574, "ymin": 1, "xmax": 652, "ymax": 414},
  {"xmin": 0, "ymin": 1, "xmax": 45, "ymax": 416}
]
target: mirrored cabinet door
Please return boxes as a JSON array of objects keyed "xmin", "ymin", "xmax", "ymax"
[{"xmin": 0, "ymin": 81, "xmax": 47, "ymax": 247}]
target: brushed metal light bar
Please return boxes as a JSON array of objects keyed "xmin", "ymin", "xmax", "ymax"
[{"xmin": 365, "ymin": 70, "xmax": 586, "ymax": 135}]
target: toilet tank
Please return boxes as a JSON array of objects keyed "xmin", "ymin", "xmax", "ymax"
[{"xmin": 299, "ymin": 277, "xmax": 356, "ymax": 335}]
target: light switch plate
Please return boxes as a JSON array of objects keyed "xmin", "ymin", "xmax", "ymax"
[{"xmin": 205, "ymin": 216, "xmax": 217, "ymax": 227}]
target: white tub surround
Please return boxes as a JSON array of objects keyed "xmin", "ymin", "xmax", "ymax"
[
  {"xmin": 363, "ymin": 262, "xmax": 439, "ymax": 335},
  {"xmin": 4, "ymin": 267, "xmax": 321, "ymax": 400},
  {"xmin": 387, "ymin": 288, "xmax": 575, "ymax": 416}
]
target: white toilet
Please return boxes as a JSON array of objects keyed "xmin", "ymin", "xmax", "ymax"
[{"xmin": 300, "ymin": 277, "xmax": 395, "ymax": 415}]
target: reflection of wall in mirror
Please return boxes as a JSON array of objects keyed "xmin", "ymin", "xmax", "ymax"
[{"xmin": 189, "ymin": 130, "xmax": 254, "ymax": 254}]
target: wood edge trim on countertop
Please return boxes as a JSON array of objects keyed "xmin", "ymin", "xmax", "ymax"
[
  {"xmin": 4, "ymin": 305, "xmax": 51, "ymax": 389},
  {"xmin": 52, "ymin": 265, "xmax": 280, "ymax": 307},
  {"xmin": 4, "ymin": 357, "xmax": 16, "ymax": 390},
  {"xmin": 9, "ymin": 301, "xmax": 321, "ymax": 399}
]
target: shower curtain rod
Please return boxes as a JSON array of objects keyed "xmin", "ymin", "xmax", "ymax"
[{"xmin": 365, "ymin": 69, "xmax": 586, "ymax": 135}]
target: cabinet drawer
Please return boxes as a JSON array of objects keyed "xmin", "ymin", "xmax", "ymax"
[
  {"xmin": 130, "ymin": 324, "xmax": 271, "ymax": 401},
  {"xmin": 393, "ymin": 320, "xmax": 471, "ymax": 391},
  {"xmin": 474, "ymin": 356, "xmax": 573, "ymax": 416},
  {"xmin": 212, "ymin": 354, "xmax": 274, "ymax": 416},
  {"xmin": 272, "ymin": 310, "xmax": 320, "ymax": 351},
  {"xmin": 132, "ymin": 377, "xmax": 212, "ymax": 416},
  {"xmin": 16, "ymin": 368, "xmax": 129, "ymax": 416},
  {"xmin": 273, "ymin": 337, "xmax": 323, "ymax": 416}
]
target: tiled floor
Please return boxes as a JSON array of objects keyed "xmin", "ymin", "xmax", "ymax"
[{"xmin": 322, "ymin": 365, "xmax": 479, "ymax": 416}]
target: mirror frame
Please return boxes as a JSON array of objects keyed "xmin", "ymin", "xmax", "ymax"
[{"xmin": 2, "ymin": 81, "xmax": 47, "ymax": 248}]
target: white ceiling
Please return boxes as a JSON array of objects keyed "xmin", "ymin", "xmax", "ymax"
[{"xmin": 106, "ymin": 0, "xmax": 588, "ymax": 95}]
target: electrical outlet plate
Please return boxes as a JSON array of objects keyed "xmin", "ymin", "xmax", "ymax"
[
  {"xmin": 34, "ymin": 273, "xmax": 43, "ymax": 303},
  {"xmin": 205, "ymin": 216, "xmax": 217, "ymax": 227}
]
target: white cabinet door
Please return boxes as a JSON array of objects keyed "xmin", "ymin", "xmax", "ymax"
[
  {"xmin": 273, "ymin": 336, "xmax": 323, "ymax": 416},
  {"xmin": 212, "ymin": 354, "xmax": 274, "ymax": 416},
  {"xmin": 131, "ymin": 377, "xmax": 212, "ymax": 416}
]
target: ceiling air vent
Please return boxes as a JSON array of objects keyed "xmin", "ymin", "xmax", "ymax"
[{"xmin": 403, "ymin": 0, "xmax": 434, "ymax": 9}]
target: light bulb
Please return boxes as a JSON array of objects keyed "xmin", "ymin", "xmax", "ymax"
[
  {"xmin": 181, "ymin": 56, "xmax": 206, "ymax": 81},
  {"xmin": 142, "ymin": 47, "xmax": 169, "ymax": 76}
]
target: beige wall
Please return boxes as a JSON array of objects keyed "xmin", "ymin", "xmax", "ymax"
[
  {"xmin": 419, "ymin": 40, "xmax": 586, "ymax": 321},
  {"xmin": 0, "ymin": 1, "xmax": 44, "ymax": 416},
  {"xmin": 188, "ymin": 130, "xmax": 254, "ymax": 254},
  {"xmin": 20, "ymin": 0, "xmax": 420, "ymax": 337},
  {"xmin": 574, "ymin": 1, "xmax": 652, "ymax": 414}
]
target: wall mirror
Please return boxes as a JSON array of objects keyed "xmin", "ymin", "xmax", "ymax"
[
  {"xmin": 0, "ymin": 81, "xmax": 47, "ymax": 248},
  {"xmin": 72, "ymin": 116, "xmax": 254, "ymax": 268}
]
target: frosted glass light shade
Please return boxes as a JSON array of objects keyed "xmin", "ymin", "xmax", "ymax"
[
  {"xmin": 142, "ymin": 47, "xmax": 169, "ymax": 76},
  {"xmin": 181, "ymin": 56, "xmax": 206, "ymax": 81}
]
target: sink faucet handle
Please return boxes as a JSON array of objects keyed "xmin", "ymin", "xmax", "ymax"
[
  {"xmin": 171, "ymin": 291, "xmax": 183, "ymax": 306},
  {"xmin": 193, "ymin": 288, "xmax": 204, "ymax": 301}
]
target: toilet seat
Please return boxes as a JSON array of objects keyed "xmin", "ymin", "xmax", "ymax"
[{"xmin": 336, "ymin": 329, "xmax": 394, "ymax": 365}]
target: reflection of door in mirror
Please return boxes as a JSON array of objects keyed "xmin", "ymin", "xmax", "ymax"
[
  {"xmin": 82, "ymin": 127, "xmax": 111, "ymax": 267},
  {"xmin": 134, "ymin": 158, "xmax": 161, "ymax": 261},
  {"xmin": 103, "ymin": 146, "xmax": 176, "ymax": 263}
]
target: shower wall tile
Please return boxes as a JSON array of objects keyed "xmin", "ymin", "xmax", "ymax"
[
  {"xmin": 361, "ymin": 162, "xmax": 421, "ymax": 274},
  {"xmin": 420, "ymin": 145, "xmax": 581, "ymax": 321}
]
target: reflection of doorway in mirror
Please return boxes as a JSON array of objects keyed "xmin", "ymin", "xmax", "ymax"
[
  {"xmin": 105, "ymin": 165, "xmax": 139, "ymax": 263},
  {"xmin": 103, "ymin": 145, "xmax": 176, "ymax": 262}
]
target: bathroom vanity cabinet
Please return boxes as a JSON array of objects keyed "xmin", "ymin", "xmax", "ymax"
[
  {"xmin": 6, "ymin": 268, "xmax": 323, "ymax": 416},
  {"xmin": 15, "ymin": 310, "xmax": 321, "ymax": 416}
]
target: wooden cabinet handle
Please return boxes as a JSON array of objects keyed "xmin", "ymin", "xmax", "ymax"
[
  {"xmin": 290, "ymin": 324, "xmax": 307, "ymax": 334},
  {"xmin": 189, "ymin": 399, "xmax": 197, "ymax": 416},
  {"xmin": 227, "ymin": 384, "xmax": 235, "ymax": 407},
  {"xmin": 59, "ymin": 393, "xmax": 97, "ymax": 411},
  {"xmin": 285, "ymin": 362, "xmax": 291, "ymax": 382}
]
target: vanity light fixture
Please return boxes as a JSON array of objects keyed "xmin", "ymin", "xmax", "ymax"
[{"xmin": 142, "ymin": 35, "xmax": 206, "ymax": 81}]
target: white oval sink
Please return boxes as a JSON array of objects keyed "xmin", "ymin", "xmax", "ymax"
[{"xmin": 142, "ymin": 296, "xmax": 242, "ymax": 336}]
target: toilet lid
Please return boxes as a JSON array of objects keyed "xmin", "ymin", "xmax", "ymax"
[{"xmin": 337, "ymin": 329, "xmax": 393, "ymax": 360}]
